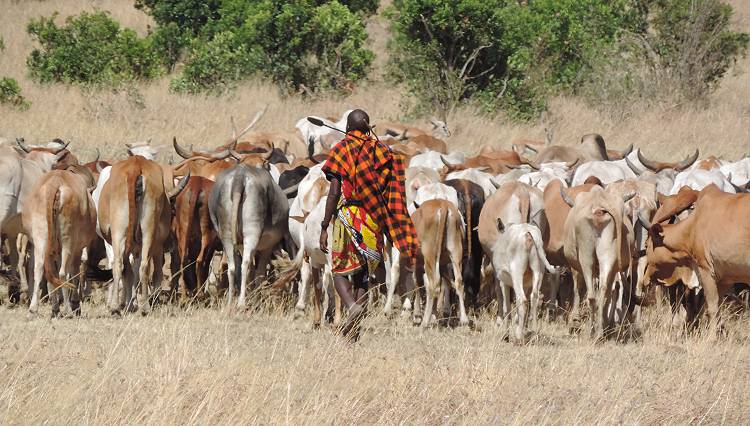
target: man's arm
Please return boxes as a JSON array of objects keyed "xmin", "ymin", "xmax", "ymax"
[{"xmin": 319, "ymin": 177, "xmax": 341, "ymax": 253}]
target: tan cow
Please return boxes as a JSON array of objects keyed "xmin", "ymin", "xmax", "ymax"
[
  {"xmin": 562, "ymin": 186, "xmax": 635, "ymax": 339},
  {"xmin": 412, "ymin": 199, "xmax": 468, "ymax": 327},
  {"xmin": 21, "ymin": 170, "xmax": 97, "ymax": 316},
  {"xmin": 640, "ymin": 184, "xmax": 750, "ymax": 333},
  {"xmin": 98, "ymin": 155, "xmax": 189, "ymax": 314},
  {"xmin": 530, "ymin": 134, "xmax": 631, "ymax": 166}
]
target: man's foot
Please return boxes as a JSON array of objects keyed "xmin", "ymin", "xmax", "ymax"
[{"xmin": 339, "ymin": 303, "xmax": 365, "ymax": 342}]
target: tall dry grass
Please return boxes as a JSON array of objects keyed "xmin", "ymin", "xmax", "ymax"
[
  {"xmin": 1, "ymin": 297, "xmax": 750, "ymax": 424},
  {"xmin": 1, "ymin": 2, "xmax": 750, "ymax": 424}
]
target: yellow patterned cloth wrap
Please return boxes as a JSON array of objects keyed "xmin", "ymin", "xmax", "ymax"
[{"xmin": 331, "ymin": 202, "xmax": 383, "ymax": 277}]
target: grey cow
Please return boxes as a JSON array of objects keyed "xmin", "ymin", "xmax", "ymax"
[{"xmin": 209, "ymin": 164, "xmax": 289, "ymax": 309}]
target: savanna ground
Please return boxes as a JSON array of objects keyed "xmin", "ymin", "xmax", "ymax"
[{"xmin": 1, "ymin": 0, "xmax": 750, "ymax": 424}]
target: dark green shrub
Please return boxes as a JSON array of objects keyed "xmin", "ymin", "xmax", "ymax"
[
  {"xmin": 171, "ymin": 0, "xmax": 373, "ymax": 94},
  {"xmin": 26, "ymin": 11, "xmax": 163, "ymax": 85},
  {"xmin": 0, "ymin": 77, "xmax": 30, "ymax": 110}
]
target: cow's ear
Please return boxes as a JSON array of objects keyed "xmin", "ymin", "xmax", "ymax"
[{"xmin": 496, "ymin": 218, "xmax": 505, "ymax": 233}]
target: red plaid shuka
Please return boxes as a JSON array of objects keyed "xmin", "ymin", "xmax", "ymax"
[{"xmin": 322, "ymin": 130, "xmax": 420, "ymax": 263}]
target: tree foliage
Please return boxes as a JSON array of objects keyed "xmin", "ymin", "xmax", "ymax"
[
  {"xmin": 388, "ymin": 0, "xmax": 747, "ymax": 119},
  {"xmin": 26, "ymin": 11, "xmax": 163, "ymax": 85},
  {"xmin": 139, "ymin": 0, "xmax": 375, "ymax": 94}
]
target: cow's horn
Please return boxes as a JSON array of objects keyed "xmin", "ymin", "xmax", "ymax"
[
  {"xmin": 413, "ymin": 201, "xmax": 420, "ymax": 210},
  {"xmin": 637, "ymin": 150, "xmax": 661, "ymax": 172},
  {"xmin": 565, "ymin": 158, "xmax": 579, "ymax": 169},
  {"xmin": 93, "ymin": 148, "xmax": 100, "ymax": 162},
  {"xmin": 51, "ymin": 140, "xmax": 70, "ymax": 154},
  {"xmin": 560, "ymin": 186, "xmax": 575, "ymax": 207},
  {"xmin": 620, "ymin": 143, "xmax": 634, "ymax": 157},
  {"xmin": 674, "ymin": 149, "xmax": 699, "ymax": 172},
  {"xmin": 622, "ymin": 192, "xmax": 637, "ymax": 204},
  {"xmin": 262, "ymin": 143, "xmax": 275, "ymax": 161},
  {"xmin": 167, "ymin": 171, "xmax": 190, "ymax": 200},
  {"xmin": 282, "ymin": 183, "xmax": 300, "ymax": 196},
  {"xmin": 173, "ymin": 137, "xmax": 194, "ymax": 159},
  {"xmin": 496, "ymin": 218, "xmax": 505, "ymax": 232},
  {"xmin": 625, "ymin": 155, "xmax": 642, "ymax": 175},
  {"xmin": 209, "ymin": 149, "xmax": 232, "ymax": 160},
  {"xmin": 16, "ymin": 138, "xmax": 32, "ymax": 153}
]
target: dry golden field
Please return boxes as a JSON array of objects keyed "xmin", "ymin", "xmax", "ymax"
[{"xmin": 2, "ymin": 1, "xmax": 750, "ymax": 424}]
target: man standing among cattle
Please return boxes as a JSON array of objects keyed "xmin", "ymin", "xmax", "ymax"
[{"xmin": 319, "ymin": 109, "xmax": 419, "ymax": 341}]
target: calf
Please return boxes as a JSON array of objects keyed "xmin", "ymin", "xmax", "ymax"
[{"xmin": 489, "ymin": 221, "xmax": 555, "ymax": 342}]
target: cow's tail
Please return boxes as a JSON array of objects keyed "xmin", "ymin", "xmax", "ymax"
[
  {"xmin": 124, "ymin": 171, "xmax": 143, "ymax": 257},
  {"xmin": 272, "ymin": 224, "xmax": 307, "ymax": 291},
  {"xmin": 43, "ymin": 186, "xmax": 73, "ymax": 290},
  {"xmin": 520, "ymin": 188, "xmax": 531, "ymax": 224},
  {"xmin": 462, "ymin": 182, "xmax": 472, "ymax": 259},
  {"xmin": 178, "ymin": 184, "xmax": 197, "ymax": 261},
  {"xmin": 434, "ymin": 204, "xmax": 447, "ymax": 277},
  {"xmin": 230, "ymin": 176, "xmax": 243, "ymax": 249},
  {"xmin": 529, "ymin": 228, "xmax": 556, "ymax": 273}
]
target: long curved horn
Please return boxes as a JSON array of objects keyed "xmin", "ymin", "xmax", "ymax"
[
  {"xmin": 208, "ymin": 149, "xmax": 232, "ymax": 160},
  {"xmin": 637, "ymin": 210, "xmax": 652, "ymax": 230},
  {"xmin": 637, "ymin": 149, "xmax": 661, "ymax": 172},
  {"xmin": 622, "ymin": 192, "xmax": 637, "ymax": 204},
  {"xmin": 519, "ymin": 154, "xmax": 540, "ymax": 171},
  {"xmin": 620, "ymin": 143, "xmax": 633, "ymax": 158},
  {"xmin": 559, "ymin": 186, "xmax": 575, "ymax": 207},
  {"xmin": 282, "ymin": 183, "xmax": 300, "ymax": 196},
  {"xmin": 167, "ymin": 171, "xmax": 191, "ymax": 200},
  {"xmin": 440, "ymin": 155, "xmax": 454, "ymax": 168},
  {"xmin": 262, "ymin": 143, "xmax": 275, "ymax": 161},
  {"xmin": 674, "ymin": 149, "xmax": 699, "ymax": 172},
  {"xmin": 51, "ymin": 140, "xmax": 70, "ymax": 154},
  {"xmin": 93, "ymin": 148, "xmax": 100, "ymax": 162},
  {"xmin": 565, "ymin": 158, "xmax": 579, "ymax": 169},
  {"xmin": 173, "ymin": 137, "xmax": 194, "ymax": 159},
  {"xmin": 229, "ymin": 149, "xmax": 243, "ymax": 161},
  {"xmin": 625, "ymin": 155, "xmax": 643, "ymax": 175},
  {"xmin": 16, "ymin": 138, "xmax": 32, "ymax": 153}
]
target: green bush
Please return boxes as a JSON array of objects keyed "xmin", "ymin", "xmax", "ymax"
[
  {"xmin": 389, "ymin": 0, "xmax": 747, "ymax": 120},
  {"xmin": 26, "ymin": 11, "xmax": 164, "ymax": 85},
  {"xmin": 388, "ymin": 0, "xmax": 636, "ymax": 119},
  {"xmin": 0, "ymin": 77, "xmax": 30, "ymax": 110},
  {"xmin": 171, "ymin": 0, "xmax": 373, "ymax": 94}
]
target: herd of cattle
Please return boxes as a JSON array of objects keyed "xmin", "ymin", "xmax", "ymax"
[{"xmin": 1, "ymin": 108, "xmax": 749, "ymax": 342}]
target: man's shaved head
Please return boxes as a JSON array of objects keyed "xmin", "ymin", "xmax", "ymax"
[{"xmin": 346, "ymin": 109, "xmax": 370, "ymax": 134}]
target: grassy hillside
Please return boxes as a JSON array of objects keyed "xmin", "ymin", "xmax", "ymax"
[{"xmin": 0, "ymin": 0, "xmax": 748, "ymax": 162}]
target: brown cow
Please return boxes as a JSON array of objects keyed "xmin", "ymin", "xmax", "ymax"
[
  {"xmin": 171, "ymin": 176, "xmax": 218, "ymax": 303},
  {"xmin": 640, "ymin": 184, "xmax": 750, "ymax": 333},
  {"xmin": 98, "ymin": 155, "xmax": 189, "ymax": 314},
  {"xmin": 411, "ymin": 199, "xmax": 468, "ymax": 327},
  {"xmin": 22, "ymin": 170, "xmax": 97, "ymax": 316}
]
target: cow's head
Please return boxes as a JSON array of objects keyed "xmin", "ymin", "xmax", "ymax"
[{"xmin": 641, "ymin": 221, "xmax": 693, "ymax": 290}]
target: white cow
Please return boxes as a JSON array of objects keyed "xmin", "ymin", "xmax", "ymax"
[
  {"xmin": 409, "ymin": 182, "xmax": 459, "ymax": 215},
  {"xmin": 670, "ymin": 168, "xmax": 736, "ymax": 195},
  {"xmin": 489, "ymin": 222, "xmax": 555, "ymax": 342},
  {"xmin": 446, "ymin": 168, "xmax": 498, "ymax": 198},
  {"xmin": 295, "ymin": 110, "xmax": 352, "ymax": 153},
  {"xmin": 409, "ymin": 150, "xmax": 465, "ymax": 171}
]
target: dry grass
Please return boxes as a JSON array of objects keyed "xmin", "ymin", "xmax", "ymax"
[
  {"xmin": 1, "ymin": 1, "xmax": 750, "ymax": 424},
  {"xmin": 1, "ymin": 296, "xmax": 750, "ymax": 424}
]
